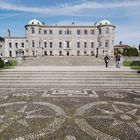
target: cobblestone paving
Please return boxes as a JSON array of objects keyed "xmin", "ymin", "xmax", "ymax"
[{"xmin": 0, "ymin": 88, "xmax": 140, "ymax": 140}]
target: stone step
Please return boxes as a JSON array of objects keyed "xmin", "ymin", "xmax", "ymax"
[
  {"xmin": 0, "ymin": 77, "xmax": 139, "ymax": 81},
  {"xmin": 0, "ymin": 78, "xmax": 139, "ymax": 82},
  {"xmin": 0, "ymin": 83, "xmax": 139, "ymax": 89},
  {"xmin": 0, "ymin": 73, "xmax": 139, "ymax": 77},
  {"xmin": 0, "ymin": 69, "xmax": 139, "ymax": 90},
  {"xmin": 0, "ymin": 71, "xmax": 137, "ymax": 74},
  {"xmin": 0, "ymin": 81, "xmax": 139, "ymax": 84}
]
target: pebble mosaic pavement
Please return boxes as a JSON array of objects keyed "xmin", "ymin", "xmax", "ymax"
[{"xmin": 0, "ymin": 88, "xmax": 140, "ymax": 140}]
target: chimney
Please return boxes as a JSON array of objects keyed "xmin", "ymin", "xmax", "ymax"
[{"xmin": 7, "ymin": 29, "xmax": 11, "ymax": 37}]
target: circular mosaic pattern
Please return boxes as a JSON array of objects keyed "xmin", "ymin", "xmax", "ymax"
[
  {"xmin": 0, "ymin": 101, "xmax": 66, "ymax": 140},
  {"xmin": 75, "ymin": 101, "xmax": 140, "ymax": 140}
]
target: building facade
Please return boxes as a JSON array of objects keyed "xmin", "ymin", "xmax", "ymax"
[{"xmin": 1, "ymin": 19, "xmax": 115, "ymax": 57}]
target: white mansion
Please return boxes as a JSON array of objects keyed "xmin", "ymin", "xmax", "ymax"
[{"xmin": 0, "ymin": 19, "xmax": 115, "ymax": 57}]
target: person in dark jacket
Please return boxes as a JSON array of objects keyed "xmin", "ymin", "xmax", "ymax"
[{"xmin": 104, "ymin": 55, "xmax": 109, "ymax": 68}]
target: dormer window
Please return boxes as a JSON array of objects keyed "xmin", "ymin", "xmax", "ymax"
[{"xmin": 32, "ymin": 22, "xmax": 34, "ymax": 24}]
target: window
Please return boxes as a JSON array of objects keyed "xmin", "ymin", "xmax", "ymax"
[
  {"xmin": 44, "ymin": 51, "xmax": 47, "ymax": 55},
  {"xmin": 99, "ymin": 28, "xmax": 101, "ymax": 35},
  {"xmin": 99, "ymin": 41, "xmax": 101, "ymax": 47},
  {"xmin": 21, "ymin": 42, "xmax": 24, "ymax": 48},
  {"xmin": 44, "ymin": 30, "xmax": 47, "ymax": 34},
  {"xmin": 31, "ymin": 27, "xmax": 35, "ymax": 34},
  {"xmin": 9, "ymin": 42, "xmax": 12, "ymax": 48},
  {"xmin": 15, "ymin": 42, "xmax": 18, "ymax": 48},
  {"xmin": 59, "ymin": 51, "xmax": 62, "ymax": 56},
  {"xmin": 39, "ymin": 28, "xmax": 41, "ymax": 34},
  {"xmin": 91, "ymin": 42, "xmax": 94, "ymax": 48},
  {"xmin": 50, "ymin": 51, "xmax": 53, "ymax": 56},
  {"xmin": 59, "ymin": 30, "xmax": 62, "ymax": 35},
  {"xmin": 84, "ymin": 51, "xmax": 87, "ymax": 55},
  {"xmin": 59, "ymin": 42, "xmax": 62, "ymax": 48},
  {"xmin": 66, "ymin": 42, "xmax": 70, "ymax": 48},
  {"xmin": 16, "ymin": 51, "xmax": 18, "ymax": 56},
  {"xmin": 91, "ymin": 30, "xmax": 95, "ymax": 35},
  {"xmin": 91, "ymin": 51, "xmax": 94, "ymax": 56},
  {"xmin": 0, "ymin": 45, "xmax": 2, "ymax": 48},
  {"xmin": 84, "ymin": 42, "xmax": 87, "ymax": 48},
  {"xmin": 32, "ymin": 51, "xmax": 35, "ymax": 56},
  {"xmin": 84, "ymin": 30, "xmax": 88, "ymax": 35},
  {"xmin": 105, "ymin": 40, "xmax": 109, "ymax": 47},
  {"xmin": 22, "ymin": 51, "xmax": 24, "ymax": 56},
  {"xmin": 32, "ymin": 40, "xmax": 35, "ymax": 47},
  {"xmin": 44, "ymin": 42, "xmax": 47, "ymax": 48},
  {"xmin": 65, "ymin": 29, "xmax": 71, "ymax": 35},
  {"xmin": 106, "ymin": 28, "xmax": 109, "ymax": 34},
  {"xmin": 9, "ymin": 51, "xmax": 12, "ymax": 57},
  {"xmin": 77, "ymin": 51, "xmax": 80, "ymax": 56},
  {"xmin": 77, "ymin": 42, "xmax": 80, "ymax": 48},
  {"xmin": 77, "ymin": 30, "xmax": 81, "ymax": 35},
  {"xmin": 49, "ymin": 30, "xmax": 53, "ymax": 34},
  {"xmin": 50, "ymin": 42, "xmax": 52, "ymax": 48}
]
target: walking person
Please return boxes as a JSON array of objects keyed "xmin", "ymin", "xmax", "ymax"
[
  {"xmin": 115, "ymin": 55, "xmax": 118, "ymax": 68},
  {"xmin": 104, "ymin": 55, "xmax": 109, "ymax": 68},
  {"xmin": 116, "ymin": 55, "xmax": 121, "ymax": 68}
]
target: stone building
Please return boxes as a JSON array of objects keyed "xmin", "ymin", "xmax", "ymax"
[
  {"xmin": 1, "ymin": 19, "xmax": 115, "ymax": 57},
  {"xmin": 0, "ymin": 37, "xmax": 5, "ymax": 57}
]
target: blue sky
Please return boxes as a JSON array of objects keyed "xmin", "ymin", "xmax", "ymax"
[{"xmin": 0, "ymin": 0, "xmax": 140, "ymax": 47}]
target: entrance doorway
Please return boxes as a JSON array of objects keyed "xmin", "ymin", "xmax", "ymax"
[
  {"xmin": 44, "ymin": 51, "xmax": 47, "ymax": 55},
  {"xmin": 67, "ymin": 51, "xmax": 70, "ymax": 56}
]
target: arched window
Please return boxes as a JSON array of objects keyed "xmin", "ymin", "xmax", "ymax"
[
  {"xmin": 44, "ymin": 42, "xmax": 47, "ymax": 48},
  {"xmin": 105, "ymin": 40, "xmax": 109, "ymax": 47},
  {"xmin": 9, "ymin": 42, "xmax": 12, "ymax": 48}
]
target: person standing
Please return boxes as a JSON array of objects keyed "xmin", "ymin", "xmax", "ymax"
[{"xmin": 104, "ymin": 55, "xmax": 109, "ymax": 68}]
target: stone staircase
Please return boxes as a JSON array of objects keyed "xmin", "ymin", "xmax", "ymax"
[
  {"xmin": 21, "ymin": 56, "xmax": 114, "ymax": 66},
  {"xmin": 0, "ymin": 70, "xmax": 139, "ymax": 90}
]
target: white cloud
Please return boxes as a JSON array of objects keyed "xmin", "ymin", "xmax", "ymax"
[
  {"xmin": 115, "ymin": 23, "xmax": 140, "ymax": 47},
  {"xmin": 0, "ymin": 0, "xmax": 140, "ymax": 16},
  {"xmin": 0, "ymin": 13, "xmax": 24, "ymax": 19}
]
